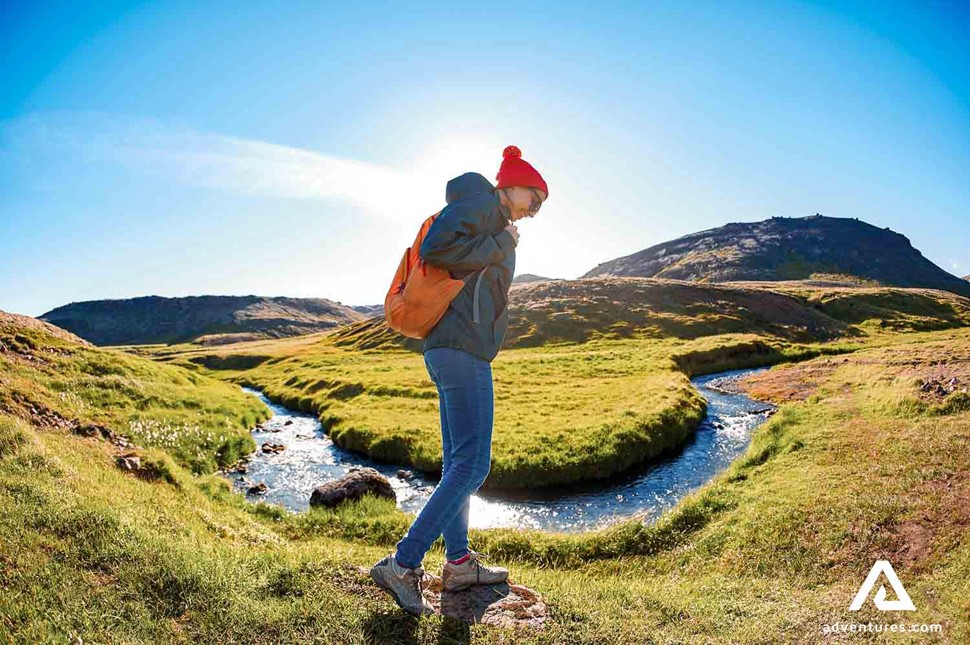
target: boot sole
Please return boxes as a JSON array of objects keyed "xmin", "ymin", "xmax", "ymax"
[{"xmin": 370, "ymin": 566, "xmax": 434, "ymax": 617}]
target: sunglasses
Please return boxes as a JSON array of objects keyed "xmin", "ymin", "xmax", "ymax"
[{"xmin": 527, "ymin": 188, "xmax": 545, "ymax": 215}]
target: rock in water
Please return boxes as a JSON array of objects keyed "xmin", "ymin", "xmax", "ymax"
[{"xmin": 309, "ymin": 467, "xmax": 396, "ymax": 508}]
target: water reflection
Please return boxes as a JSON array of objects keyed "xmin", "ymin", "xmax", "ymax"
[{"xmin": 227, "ymin": 366, "xmax": 775, "ymax": 532}]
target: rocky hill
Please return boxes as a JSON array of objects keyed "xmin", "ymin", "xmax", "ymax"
[
  {"xmin": 39, "ymin": 295, "xmax": 367, "ymax": 346},
  {"xmin": 581, "ymin": 214, "xmax": 970, "ymax": 298}
]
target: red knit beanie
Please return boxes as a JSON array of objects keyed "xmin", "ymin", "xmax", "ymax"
[{"xmin": 495, "ymin": 145, "xmax": 548, "ymax": 198}]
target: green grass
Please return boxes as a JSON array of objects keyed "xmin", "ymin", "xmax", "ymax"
[
  {"xmin": 0, "ymin": 313, "xmax": 270, "ymax": 474},
  {"xmin": 806, "ymin": 288, "xmax": 970, "ymax": 332},
  {"xmin": 175, "ymin": 332, "xmax": 861, "ymax": 490},
  {"xmin": 137, "ymin": 280, "xmax": 970, "ymax": 490},
  {"xmin": 2, "ymin": 327, "xmax": 969, "ymax": 642},
  {"xmin": 3, "ymin": 283, "xmax": 970, "ymax": 641},
  {"xmin": 231, "ymin": 337, "xmax": 721, "ymax": 489}
]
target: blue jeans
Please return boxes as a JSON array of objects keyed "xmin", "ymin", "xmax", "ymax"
[{"xmin": 394, "ymin": 347, "xmax": 494, "ymax": 568}]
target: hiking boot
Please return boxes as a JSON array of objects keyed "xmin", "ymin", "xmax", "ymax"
[
  {"xmin": 442, "ymin": 550, "xmax": 509, "ymax": 591},
  {"xmin": 369, "ymin": 553, "xmax": 435, "ymax": 617}
]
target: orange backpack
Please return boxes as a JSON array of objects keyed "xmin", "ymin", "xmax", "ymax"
[{"xmin": 384, "ymin": 211, "xmax": 469, "ymax": 339}]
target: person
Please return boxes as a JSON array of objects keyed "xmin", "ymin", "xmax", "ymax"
[{"xmin": 369, "ymin": 145, "xmax": 549, "ymax": 616}]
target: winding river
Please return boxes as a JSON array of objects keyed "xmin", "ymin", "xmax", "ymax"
[{"xmin": 226, "ymin": 366, "xmax": 776, "ymax": 533}]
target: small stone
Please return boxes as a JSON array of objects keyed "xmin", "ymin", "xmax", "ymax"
[
  {"xmin": 74, "ymin": 424, "xmax": 100, "ymax": 438},
  {"xmin": 75, "ymin": 423, "xmax": 119, "ymax": 443},
  {"xmin": 116, "ymin": 455, "xmax": 141, "ymax": 472},
  {"xmin": 261, "ymin": 443, "xmax": 286, "ymax": 455},
  {"xmin": 248, "ymin": 482, "xmax": 268, "ymax": 495},
  {"xmin": 284, "ymin": 419, "xmax": 294, "ymax": 426},
  {"xmin": 748, "ymin": 407, "xmax": 774, "ymax": 415},
  {"xmin": 396, "ymin": 469, "xmax": 413, "ymax": 480}
]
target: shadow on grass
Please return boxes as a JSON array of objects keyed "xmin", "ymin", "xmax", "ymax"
[{"xmin": 361, "ymin": 609, "xmax": 472, "ymax": 644}]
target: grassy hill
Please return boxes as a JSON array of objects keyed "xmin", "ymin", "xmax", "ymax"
[
  {"xmin": 324, "ymin": 277, "xmax": 970, "ymax": 355},
  {"xmin": 39, "ymin": 295, "xmax": 368, "ymax": 346},
  {"xmin": 2, "ymin": 314, "xmax": 968, "ymax": 641},
  {"xmin": 581, "ymin": 214, "xmax": 970, "ymax": 298},
  {"xmin": 0, "ymin": 311, "xmax": 269, "ymax": 474}
]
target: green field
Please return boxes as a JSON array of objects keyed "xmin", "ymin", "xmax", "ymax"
[
  {"xmin": 1, "ymin": 280, "xmax": 969, "ymax": 642},
  {"xmin": 128, "ymin": 280, "xmax": 970, "ymax": 490}
]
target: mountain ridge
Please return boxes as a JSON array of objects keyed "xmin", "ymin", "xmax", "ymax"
[
  {"xmin": 581, "ymin": 214, "xmax": 970, "ymax": 298},
  {"xmin": 39, "ymin": 295, "xmax": 367, "ymax": 346}
]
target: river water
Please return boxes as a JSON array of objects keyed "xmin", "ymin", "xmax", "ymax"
[{"xmin": 226, "ymin": 366, "xmax": 775, "ymax": 532}]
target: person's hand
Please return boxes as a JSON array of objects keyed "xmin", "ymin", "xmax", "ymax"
[{"xmin": 504, "ymin": 224, "xmax": 519, "ymax": 246}]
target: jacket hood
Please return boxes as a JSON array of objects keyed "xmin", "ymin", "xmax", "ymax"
[{"xmin": 445, "ymin": 172, "xmax": 495, "ymax": 204}]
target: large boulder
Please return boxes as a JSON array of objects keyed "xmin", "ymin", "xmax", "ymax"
[{"xmin": 310, "ymin": 467, "xmax": 396, "ymax": 508}]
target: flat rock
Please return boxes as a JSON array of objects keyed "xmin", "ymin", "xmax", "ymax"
[
  {"xmin": 357, "ymin": 566, "xmax": 548, "ymax": 629},
  {"xmin": 433, "ymin": 581, "xmax": 548, "ymax": 630},
  {"xmin": 310, "ymin": 467, "xmax": 396, "ymax": 508}
]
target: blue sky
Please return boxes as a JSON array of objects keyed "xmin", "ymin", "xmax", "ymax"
[{"xmin": 2, "ymin": 0, "xmax": 969, "ymax": 318}]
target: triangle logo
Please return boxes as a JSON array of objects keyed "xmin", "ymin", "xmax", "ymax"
[{"xmin": 849, "ymin": 560, "xmax": 916, "ymax": 611}]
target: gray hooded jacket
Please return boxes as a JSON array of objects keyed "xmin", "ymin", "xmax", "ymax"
[{"xmin": 418, "ymin": 172, "xmax": 517, "ymax": 363}]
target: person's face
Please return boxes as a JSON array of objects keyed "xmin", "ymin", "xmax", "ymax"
[{"xmin": 505, "ymin": 186, "xmax": 547, "ymax": 222}]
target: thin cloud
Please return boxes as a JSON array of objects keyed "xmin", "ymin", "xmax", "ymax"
[{"xmin": 0, "ymin": 110, "xmax": 432, "ymax": 218}]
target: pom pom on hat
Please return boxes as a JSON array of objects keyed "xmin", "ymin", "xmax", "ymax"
[{"xmin": 495, "ymin": 145, "xmax": 548, "ymax": 198}]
